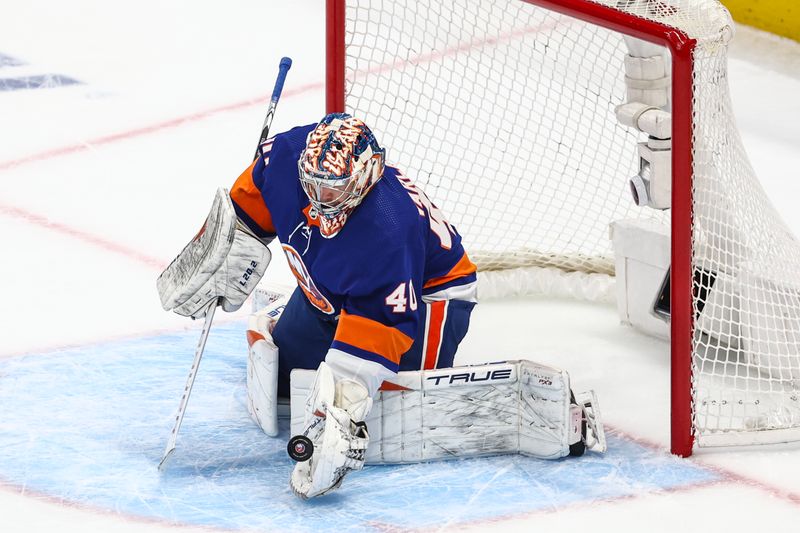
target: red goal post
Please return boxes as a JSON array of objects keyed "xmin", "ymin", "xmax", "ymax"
[{"xmin": 325, "ymin": 0, "xmax": 800, "ymax": 457}]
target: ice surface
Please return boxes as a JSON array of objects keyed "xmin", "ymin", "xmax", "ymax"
[
  {"xmin": 0, "ymin": 1, "xmax": 799, "ymax": 531},
  {"xmin": 0, "ymin": 322, "xmax": 719, "ymax": 531}
]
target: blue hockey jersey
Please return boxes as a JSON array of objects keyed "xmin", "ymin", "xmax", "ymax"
[{"xmin": 230, "ymin": 124, "xmax": 477, "ymax": 372}]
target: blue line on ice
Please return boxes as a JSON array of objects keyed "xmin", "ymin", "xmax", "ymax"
[
  {"xmin": 0, "ymin": 73, "xmax": 82, "ymax": 91},
  {"xmin": 0, "ymin": 322, "xmax": 719, "ymax": 531}
]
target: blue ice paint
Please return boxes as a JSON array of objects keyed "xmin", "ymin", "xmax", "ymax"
[{"xmin": 0, "ymin": 322, "xmax": 720, "ymax": 531}]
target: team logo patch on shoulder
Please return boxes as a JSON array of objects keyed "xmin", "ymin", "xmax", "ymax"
[{"xmin": 282, "ymin": 244, "xmax": 335, "ymax": 314}]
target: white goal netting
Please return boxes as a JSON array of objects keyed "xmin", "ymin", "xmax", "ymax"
[{"xmin": 336, "ymin": 0, "xmax": 800, "ymax": 448}]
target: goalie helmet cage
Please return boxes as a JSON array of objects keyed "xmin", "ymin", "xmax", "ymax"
[{"xmin": 326, "ymin": 0, "xmax": 800, "ymax": 456}]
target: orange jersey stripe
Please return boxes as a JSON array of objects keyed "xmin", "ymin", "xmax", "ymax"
[
  {"xmin": 423, "ymin": 252, "xmax": 477, "ymax": 289},
  {"xmin": 334, "ymin": 310, "xmax": 414, "ymax": 365},
  {"xmin": 379, "ymin": 381, "xmax": 413, "ymax": 392},
  {"xmin": 246, "ymin": 329, "xmax": 265, "ymax": 348},
  {"xmin": 230, "ymin": 160, "xmax": 276, "ymax": 235}
]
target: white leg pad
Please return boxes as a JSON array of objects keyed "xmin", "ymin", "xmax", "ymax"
[
  {"xmin": 246, "ymin": 294, "xmax": 288, "ymax": 437},
  {"xmin": 290, "ymin": 360, "xmax": 605, "ymax": 463}
]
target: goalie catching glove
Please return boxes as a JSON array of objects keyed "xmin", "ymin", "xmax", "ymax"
[
  {"xmin": 289, "ymin": 362, "xmax": 372, "ymax": 499},
  {"xmin": 157, "ymin": 188, "xmax": 271, "ymax": 318}
]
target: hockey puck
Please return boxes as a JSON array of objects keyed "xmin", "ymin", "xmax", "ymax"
[{"xmin": 287, "ymin": 435, "xmax": 314, "ymax": 462}]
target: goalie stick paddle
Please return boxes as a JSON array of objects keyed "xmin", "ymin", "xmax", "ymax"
[{"xmin": 158, "ymin": 57, "xmax": 293, "ymax": 471}]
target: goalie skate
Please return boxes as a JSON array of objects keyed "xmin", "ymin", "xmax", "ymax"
[{"xmin": 569, "ymin": 390, "xmax": 607, "ymax": 457}]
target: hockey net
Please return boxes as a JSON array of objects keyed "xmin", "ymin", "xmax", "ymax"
[{"xmin": 327, "ymin": 0, "xmax": 800, "ymax": 454}]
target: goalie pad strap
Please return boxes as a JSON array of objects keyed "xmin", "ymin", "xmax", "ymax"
[{"xmin": 290, "ymin": 360, "xmax": 595, "ymax": 463}]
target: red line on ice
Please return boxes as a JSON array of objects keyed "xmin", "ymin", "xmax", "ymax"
[
  {"xmin": 0, "ymin": 21, "xmax": 555, "ymax": 173},
  {"xmin": 0, "ymin": 479, "xmax": 232, "ymax": 532},
  {"xmin": 607, "ymin": 426, "xmax": 800, "ymax": 508},
  {"xmin": 406, "ymin": 426, "xmax": 800, "ymax": 532},
  {"xmin": 0, "ymin": 81, "xmax": 323, "ymax": 172},
  {"xmin": 404, "ymin": 478, "xmax": 726, "ymax": 533},
  {"xmin": 0, "ymin": 202, "xmax": 166, "ymax": 269},
  {"xmin": 0, "ymin": 23, "xmax": 550, "ymax": 266}
]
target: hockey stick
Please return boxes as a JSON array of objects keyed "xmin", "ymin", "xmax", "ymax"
[
  {"xmin": 254, "ymin": 56, "xmax": 293, "ymax": 161},
  {"xmin": 158, "ymin": 298, "xmax": 217, "ymax": 470},
  {"xmin": 158, "ymin": 57, "xmax": 293, "ymax": 471}
]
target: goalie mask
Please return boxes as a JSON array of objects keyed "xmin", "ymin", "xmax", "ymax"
[{"xmin": 298, "ymin": 113, "xmax": 386, "ymax": 238}]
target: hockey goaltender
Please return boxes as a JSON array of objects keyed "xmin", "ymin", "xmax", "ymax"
[{"xmin": 157, "ymin": 113, "xmax": 605, "ymax": 499}]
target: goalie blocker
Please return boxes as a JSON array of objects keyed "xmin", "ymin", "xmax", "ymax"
[{"xmin": 246, "ymin": 301, "xmax": 606, "ymax": 462}]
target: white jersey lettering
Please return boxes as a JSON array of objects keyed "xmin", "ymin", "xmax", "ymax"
[{"xmin": 396, "ymin": 172, "xmax": 455, "ymax": 250}]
